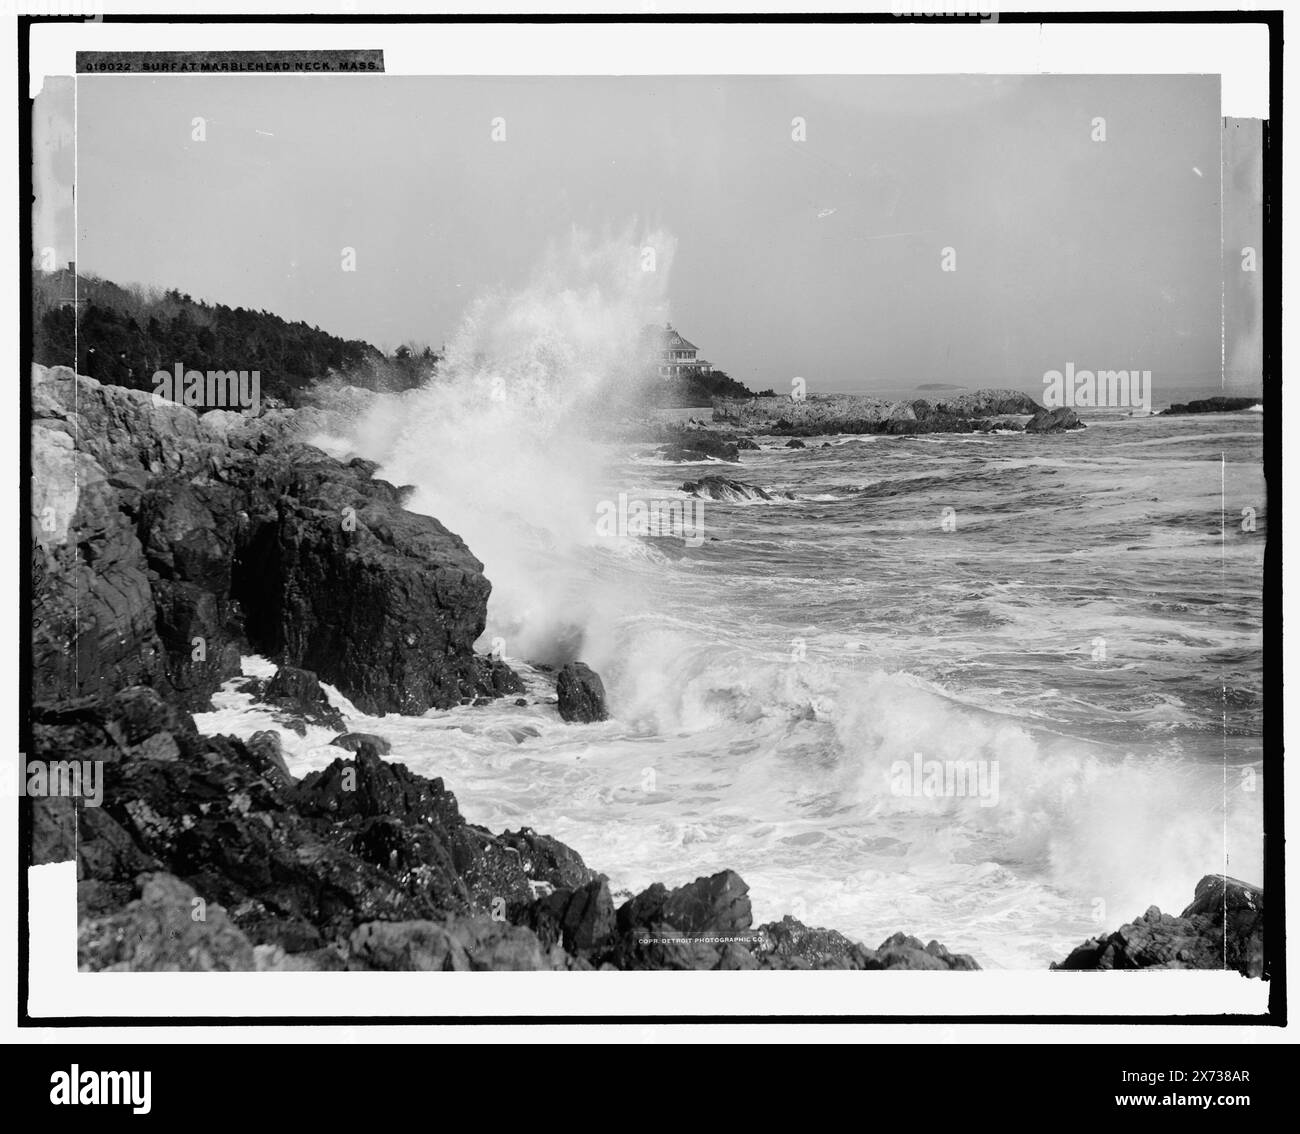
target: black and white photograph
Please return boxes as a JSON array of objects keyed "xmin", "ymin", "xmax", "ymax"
[{"xmin": 12, "ymin": 5, "xmax": 1284, "ymax": 1064}]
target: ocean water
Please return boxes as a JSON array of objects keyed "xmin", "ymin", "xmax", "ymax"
[
  {"xmin": 197, "ymin": 409, "xmax": 1265, "ymax": 970},
  {"xmin": 193, "ymin": 233, "xmax": 1265, "ymax": 969}
]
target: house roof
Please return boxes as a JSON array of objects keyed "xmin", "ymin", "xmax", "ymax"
[{"xmin": 644, "ymin": 323, "xmax": 699, "ymax": 352}]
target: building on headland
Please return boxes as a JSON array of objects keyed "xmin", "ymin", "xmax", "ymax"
[
  {"xmin": 642, "ymin": 323, "xmax": 713, "ymax": 379},
  {"xmin": 56, "ymin": 262, "xmax": 86, "ymax": 312}
]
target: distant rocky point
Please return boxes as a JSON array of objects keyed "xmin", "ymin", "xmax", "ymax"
[
  {"xmin": 1162, "ymin": 396, "xmax": 1263, "ymax": 415},
  {"xmin": 712, "ymin": 389, "xmax": 1043, "ymax": 436}
]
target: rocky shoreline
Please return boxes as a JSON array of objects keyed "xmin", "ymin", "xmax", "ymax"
[
  {"xmin": 28, "ymin": 365, "xmax": 1259, "ymax": 973},
  {"xmin": 710, "ymin": 389, "xmax": 1085, "ymax": 436}
]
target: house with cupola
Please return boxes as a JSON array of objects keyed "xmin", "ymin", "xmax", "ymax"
[{"xmin": 642, "ymin": 323, "xmax": 713, "ymax": 379}]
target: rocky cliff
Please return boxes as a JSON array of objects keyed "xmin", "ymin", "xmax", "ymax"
[{"xmin": 32, "ymin": 365, "xmax": 516, "ymax": 714}]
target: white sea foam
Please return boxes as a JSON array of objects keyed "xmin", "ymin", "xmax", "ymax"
[{"xmin": 215, "ymin": 232, "xmax": 1266, "ymax": 968}]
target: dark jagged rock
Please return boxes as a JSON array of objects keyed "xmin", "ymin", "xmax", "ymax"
[
  {"xmin": 1052, "ymin": 875, "xmax": 1263, "ymax": 976},
  {"xmin": 330, "ymin": 731, "xmax": 393, "ymax": 755},
  {"xmin": 753, "ymin": 915, "xmax": 869, "ymax": 968},
  {"xmin": 784, "ymin": 438, "xmax": 807, "ymax": 449},
  {"xmin": 603, "ymin": 870, "xmax": 755, "ymax": 971},
  {"xmin": 32, "ymin": 365, "xmax": 521, "ymax": 715},
  {"xmin": 751, "ymin": 918, "xmax": 980, "ymax": 970},
  {"xmin": 1163, "ymin": 396, "xmax": 1262, "ymax": 415},
  {"xmin": 1179, "ymin": 875, "xmax": 1264, "ymax": 978},
  {"xmin": 496, "ymin": 827, "xmax": 599, "ymax": 892},
  {"xmin": 736, "ymin": 437, "xmax": 760, "ymax": 451},
  {"xmin": 556, "ymin": 661, "xmax": 609, "ymax": 723},
  {"xmin": 261, "ymin": 666, "xmax": 347, "ymax": 732},
  {"xmin": 1025, "ymin": 406, "xmax": 1086, "ymax": 433},
  {"xmin": 36, "ymin": 690, "xmax": 581, "ymax": 964},
  {"xmin": 680, "ymin": 475, "xmax": 787, "ymax": 503},
  {"xmin": 524, "ymin": 879, "xmax": 618, "ymax": 954},
  {"xmin": 473, "ymin": 655, "xmax": 527, "ymax": 701},
  {"xmin": 873, "ymin": 932, "xmax": 982, "ymax": 971},
  {"xmin": 653, "ymin": 423, "xmax": 742, "ymax": 463},
  {"xmin": 244, "ymin": 730, "xmax": 296, "ymax": 790}
]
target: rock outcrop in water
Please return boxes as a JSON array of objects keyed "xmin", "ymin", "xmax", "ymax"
[
  {"xmin": 712, "ymin": 389, "xmax": 1041, "ymax": 436},
  {"xmin": 555, "ymin": 661, "xmax": 609, "ymax": 723},
  {"xmin": 32, "ymin": 364, "xmax": 519, "ymax": 714},
  {"xmin": 1052, "ymin": 876, "xmax": 1263, "ymax": 976},
  {"xmin": 1025, "ymin": 406, "xmax": 1086, "ymax": 433},
  {"xmin": 1162, "ymin": 396, "xmax": 1262, "ymax": 415},
  {"xmin": 648, "ymin": 421, "xmax": 742, "ymax": 463},
  {"xmin": 680, "ymin": 476, "xmax": 788, "ymax": 503}
]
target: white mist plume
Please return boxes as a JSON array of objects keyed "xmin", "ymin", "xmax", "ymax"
[{"xmin": 347, "ymin": 224, "xmax": 677, "ymax": 667}]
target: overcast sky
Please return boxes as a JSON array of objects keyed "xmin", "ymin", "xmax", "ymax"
[{"xmin": 68, "ymin": 73, "xmax": 1253, "ymax": 394}]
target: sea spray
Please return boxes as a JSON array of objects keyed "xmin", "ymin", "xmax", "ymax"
[
  {"xmin": 347, "ymin": 225, "xmax": 678, "ymax": 667},
  {"xmin": 274, "ymin": 238, "xmax": 1263, "ymax": 970}
]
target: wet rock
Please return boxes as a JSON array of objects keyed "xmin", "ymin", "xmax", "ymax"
[
  {"xmin": 873, "ymin": 932, "xmax": 981, "ymax": 971},
  {"xmin": 655, "ymin": 425, "xmax": 742, "ymax": 463},
  {"xmin": 784, "ymin": 438, "xmax": 807, "ymax": 448},
  {"xmin": 525, "ymin": 879, "xmax": 617, "ymax": 953},
  {"xmin": 1025, "ymin": 406, "xmax": 1086, "ymax": 433},
  {"xmin": 680, "ymin": 475, "xmax": 786, "ymax": 502},
  {"xmin": 661, "ymin": 869, "xmax": 752, "ymax": 935},
  {"xmin": 1180, "ymin": 875, "xmax": 1264, "ymax": 977},
  {"xmin": 497, "ymin": 827, "xmax": 599, "ymax": 892},
  {"xmin": 606, "ymin": 870, "xmax": 756, "ymax": 970},
  {"xmin": 753, "ymin": 915, "xmax": 870, "ymax": 969},
  {"xmin": 1053, "ymin": 875, "xmax": 1263, "ymax": 976},
  {"xmin": 262, "ymin": 666, "xmax": 347, "ymax": 732},
  {"xmin": 330, "ymin": 731, "xmax": 393, "ymax": 755},
  {"xmin": 556, "ymin": 662, "xmax": 609, "ymax": 723},
  {"xmin": 244, "ymin": 730, "xmax": 296, "ymax": 789}
]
